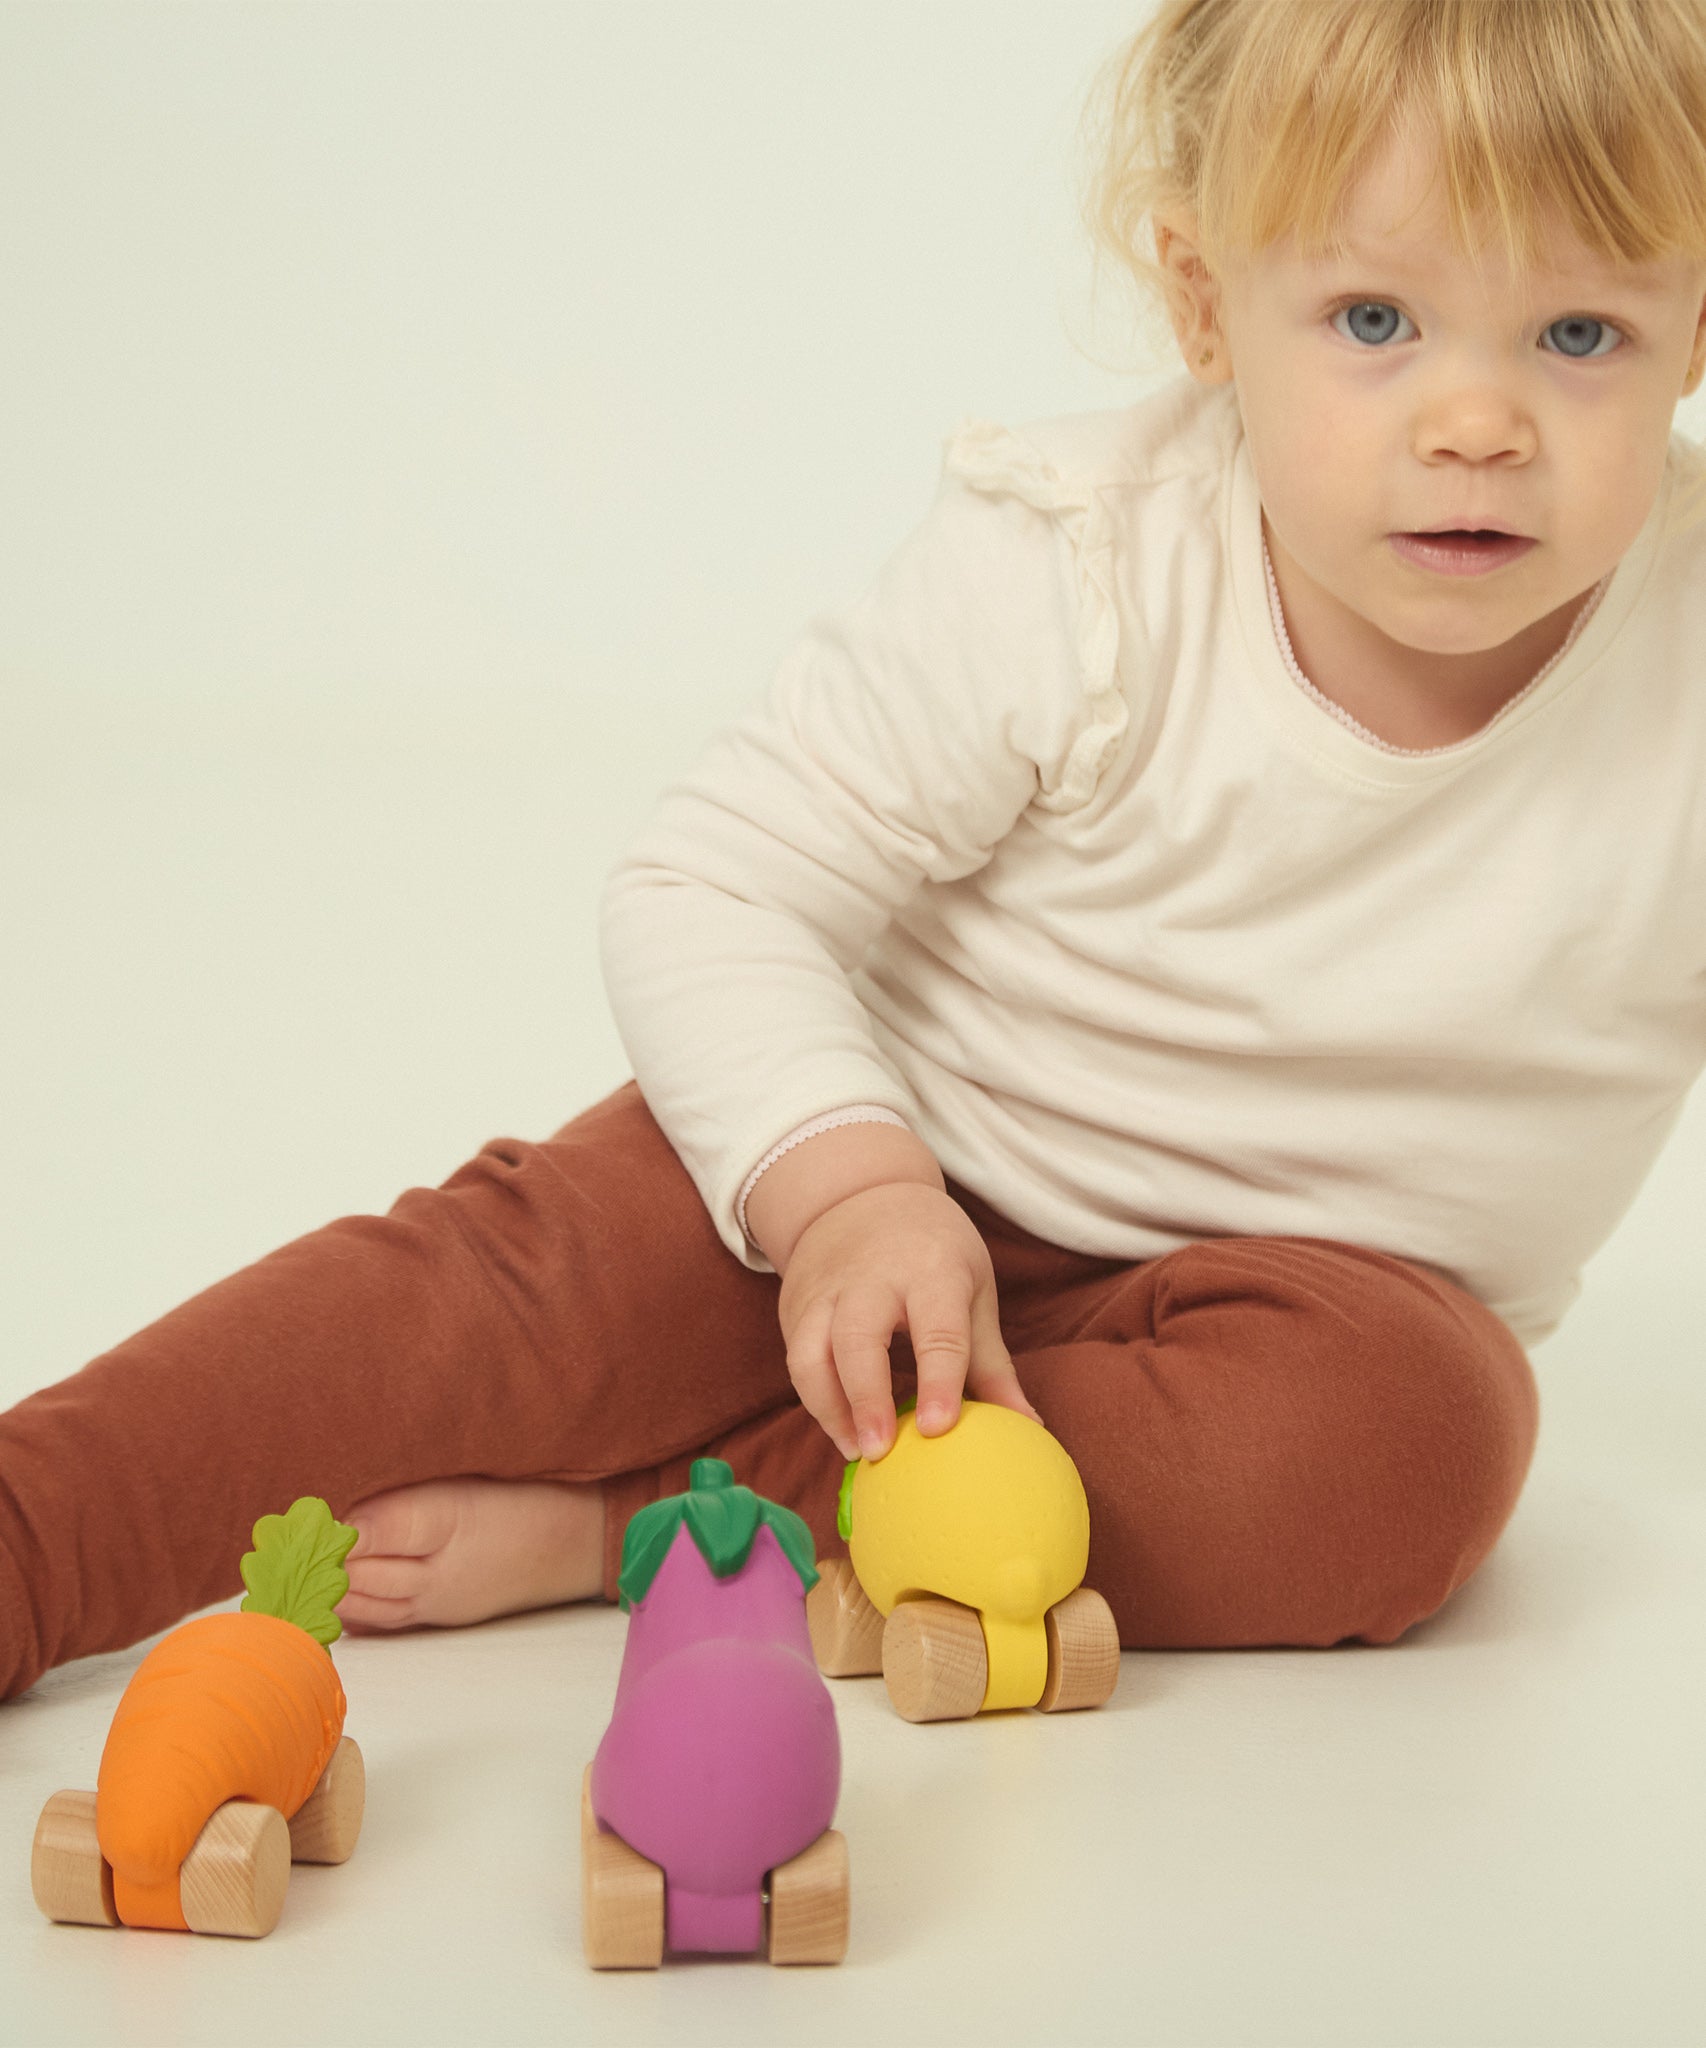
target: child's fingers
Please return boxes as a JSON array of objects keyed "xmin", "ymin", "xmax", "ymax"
[
  {"xmin": 829, "ymin": 1289, "xmax": 902, "ymax": 1459},
  {"xmin": 907, "ymin": 1273, "xmax": 977, "ymax": 1436},
  {"xmin": 784, "ymin": 1295, "xmax": 860, "ymax": 1461},
  {"xmin": 965, "ymin": 1360, "xmax": 1043, "ymax": 1425},
  {"xmin": 964, "ymin": 1285, "xmax": 1042, "ymax": 1424}
]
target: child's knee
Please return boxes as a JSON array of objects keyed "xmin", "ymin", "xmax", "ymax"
[
  {"xmin": 1334, "ymin": 1259, "xmax": 1538, "ymax": 1640},
  {"xmin": 1238, "ymin": 1245, "xmax": 1538, "ymax": 1644},
  {"xmin": 1064, "ymin": 1238, "xmax": 1539, "ymax": 1649}
]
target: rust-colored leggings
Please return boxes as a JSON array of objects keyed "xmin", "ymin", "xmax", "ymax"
[{"xmin": 0, "ymin": 1082, "xmax": 1539, "ymax": 1701}]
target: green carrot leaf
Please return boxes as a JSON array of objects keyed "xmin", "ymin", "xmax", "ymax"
[{"xmin": 239, "ymin": 1496, "xmax": 359, "ymax": 1646}]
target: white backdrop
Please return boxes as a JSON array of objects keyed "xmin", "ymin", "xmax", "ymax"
[{"xmin": 0, "ymin": 0, "xmax": 1163, "ymax": 1382}]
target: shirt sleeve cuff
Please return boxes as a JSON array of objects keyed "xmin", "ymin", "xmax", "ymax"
[{"xmin": 735, "ymin": 1105, "xmax": 912, "ymax": 1247}]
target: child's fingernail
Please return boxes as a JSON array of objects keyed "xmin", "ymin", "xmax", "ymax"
[
  {"xmin": 858, "ymin": 1424, "xmax": 887, "ymax": 1459},
  {"xmin": 918, "ymin": 1402, "xmax": 952, "ymax": 1433}
]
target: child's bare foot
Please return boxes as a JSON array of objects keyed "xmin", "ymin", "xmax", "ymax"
[{"xmin": 340, "ymin": 1476, "xmax": 605, "ymax": 1633}]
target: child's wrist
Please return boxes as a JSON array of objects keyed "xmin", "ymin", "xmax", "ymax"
[{"xmin": 743, "ymin": 1121, "xmax": 945, "ymax": 1273}]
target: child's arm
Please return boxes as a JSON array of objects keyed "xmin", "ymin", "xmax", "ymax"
[
  {"xmin": 601, "ymin": 466, "xmax": 1097, "ymax": 1275},
  {"xmin": 602, "ymin": 444, "xmax": 1114, "ymax": 1454}
]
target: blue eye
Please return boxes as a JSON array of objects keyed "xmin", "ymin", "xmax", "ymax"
[
  {"xmin": 1542, "ymin": 315, "xmax": 1622, "ymax": 359},
  {"xmin": 1331, "ymin": 301, "xmax": 1415, "ymax": 347}
]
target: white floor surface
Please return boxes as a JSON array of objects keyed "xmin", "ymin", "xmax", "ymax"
[{"xmin": 4, "ymin": 1428, "xmax": 1705, "ymax": 2048}]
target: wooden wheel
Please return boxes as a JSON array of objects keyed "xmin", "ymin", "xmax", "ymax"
[
  {"xmin": 1038, "ymin": 1586, "xmax": 1121, "ymax": 1712},
  {"xmin": 580, "ymin": 1766, "xmax": 664, "ymax": 1969},
  {"xmin": 881, "ymin": 1597, "xmax": 988, "ymax": 1722},
  {"xmin": 806, "ymin": 1558, "xmax": 885, "ymax": 1677},
  {"xmin": 180, "ymin": 1801, "xmax": 291, "ymax": 1937},
  {"xmin": 767, "ymin": 1827, "xmax": 849, "ymax": 1965},
  {"xmin": 31, "ymin": 1789, "xmax": 118, "ymax": 1927},
  {"xmin": 288, "ymin": 1737, "xmax": 365, "ymax": 1864}
]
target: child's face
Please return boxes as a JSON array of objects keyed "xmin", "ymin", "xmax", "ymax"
[{"xmin": 1158, "ymin": 123, "xmax": 1706, "ymax": 698}]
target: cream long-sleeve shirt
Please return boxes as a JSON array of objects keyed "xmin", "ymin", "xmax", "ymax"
[{"xmin": 599, "ymin": 376, "xmax": 1706, "ymax": 1345}]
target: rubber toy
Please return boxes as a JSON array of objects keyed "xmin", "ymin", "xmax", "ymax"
[
  {"xmin": 31, "ymin": 1496, "xmax": 366, "ymax": 1937},
  {"xmin": 808, "ymin": 1398, "xmax": 1121, "ymax": 1720},
  {"xmin": 581, "ymin": 1457, "xmax": 849, "ymax": 1968}
]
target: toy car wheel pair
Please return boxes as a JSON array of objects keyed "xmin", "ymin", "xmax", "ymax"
[
  {"xmin": 31, "ymin": 1737, "xmax": 365, "ymax": 1939},
  {"xmin": 808, "ymin": 1561, "xmax": 1119, "ymax": 1721},
  {"xmin": 579, "ymin": 1767, "xmax": 849, "ymax": 1968}
]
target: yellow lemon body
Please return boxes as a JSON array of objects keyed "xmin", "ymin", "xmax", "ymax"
[{"xmin": 846, "ymin": 1401, "xmax": 1090, "ymax": 1710}]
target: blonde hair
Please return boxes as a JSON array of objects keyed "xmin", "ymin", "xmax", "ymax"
[{"xmin": 1081, "ymin": 0, "xmax": 1706, "ymax": 530}]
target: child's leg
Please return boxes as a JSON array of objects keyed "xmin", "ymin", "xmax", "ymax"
[
  {"xmin": 0, "ymin": 1082, "xmax": 795, "ymax": 1700},
  {"xmin": 998, "ymin": 1230, "xmax": 1540, "ymax": 1646},
  {"xmin": 613, "ymin": 1214, "xmax": 1538, "ymax": 1649}
]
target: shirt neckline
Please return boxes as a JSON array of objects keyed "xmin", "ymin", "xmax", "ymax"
[
  {"xmin": 1225, "ymin": 415, "xmax": 1670, "ymax": 786},
  {"xmin": 1260, "ymin": 530, "xmax": 1612, "ymax": 761}
]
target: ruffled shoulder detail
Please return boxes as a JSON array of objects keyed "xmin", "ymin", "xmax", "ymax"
[{"xmin": 942, "ymin": 417, "xmax": 1129, "ymax": 812}]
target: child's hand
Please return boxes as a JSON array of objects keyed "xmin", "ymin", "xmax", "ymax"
[{"xmin": 776, "ymin": 1180, "xmax": 1039, "ymax": 1464}]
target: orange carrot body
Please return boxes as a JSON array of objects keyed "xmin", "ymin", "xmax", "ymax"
[{"xmin": 96, "ymin": 1610, "xmax": 346, "ymax": 1930}]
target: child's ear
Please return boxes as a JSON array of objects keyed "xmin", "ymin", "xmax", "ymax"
[{"xmin": 1153, "ymin": 209, "xmax": 1232, "ymax": 384}]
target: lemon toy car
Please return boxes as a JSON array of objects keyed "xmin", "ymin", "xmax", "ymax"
[{"xmin": 806, "ymin": 1400, "xmax": 1120, "ymax": 1721}]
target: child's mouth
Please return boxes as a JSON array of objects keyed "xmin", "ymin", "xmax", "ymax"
[{"xmin": 1389, "ymin": 530, "xmax": 1537, "ymax": 577}]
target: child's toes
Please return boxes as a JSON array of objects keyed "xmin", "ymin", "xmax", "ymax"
[
  {"xmin": 346, "ymin": 1480, "xmax": 460, "ymax": 1560},
  {"xmin": 338, "ymin": 1588, "xmax": 422, "ymax": 1633},
  {"xmin": 346, "ymin": 1554, "xmax": 434, "ymax": 1603}
]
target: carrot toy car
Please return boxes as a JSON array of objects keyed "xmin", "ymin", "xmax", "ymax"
[
  {"xmin": 31, "ymin": 1495, "xmax": 365, "ymax": 1938},
  {"xmin": 808, "ymin": 1399, "xmax": 1121, "ymax": 1721},
  {"xmin": 582, "ymin": 1457, "xmax": 848, "ymax": 1968}
]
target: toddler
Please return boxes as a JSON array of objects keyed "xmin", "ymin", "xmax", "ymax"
[{"xmin": 7, "ymin": 0, "xmax": 1706, "ymax": 1702}]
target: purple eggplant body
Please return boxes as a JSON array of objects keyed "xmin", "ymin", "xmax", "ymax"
[{"xmin": 591, "ymin": 1521, "xmax": 840, "ymax": 1954}]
